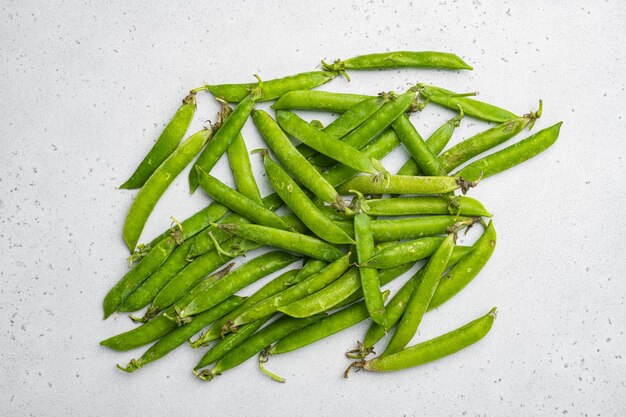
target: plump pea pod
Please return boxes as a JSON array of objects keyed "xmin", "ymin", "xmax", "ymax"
[
  {"xmin": 354, "ymin": 212, "xmax": 386, "ymax": 326},
  {"xmin": 100, "ymin": 264, "xmax": 236, "ymax": 351},
  {"xmin": 363, "ymin": 244, "xmax": 476, "ymax": 351},
  {"xmin": 252, "ymin": 110, "xmax": 343, "ymax": 206},
  {"xmin": 392, "ymin": 114, "xmax": 446, "ymax": 176},
  {"xmin": 309, "ymin": 92, "xmax": 413, "ymax": 167},
  {"xmin": 195, "ymin": 317, "xmax": 271, "ymax": 369},
  {"xmin": 362, "ymin": 241, "xmax": 473, "ymax": 270},
  {"xmin": 120, "ymin": 93, "xmax": 196, "ymax": 189},
  {"xmin": 212, "ymin": 223, "xmax": 343, "ymax": 262},
  {"xmin": 177, "ymin": 252, "xmax": 300, "ymax": 318},
  {"xmin": 336, "ymin": 174, "xmax": 475, "ymax": 195},
  {"xmin": 276, "ymin": 110, "xmax": 386, "ymax": 176},
  {"xmin": 370, "ymin": 216, "xmax": 469, "ymax": 241},
  {"xmin": 262, "ymin": 154, "xmax": 354, "ymax": 244},
  {"xmin": 280, "ymin": 261, "xmax": 410, "ymax": 318},
  {"xmin": 383, "ymin": 234, "xmax": 456, "ymax": 355},
  {"xmin": 269, "ymin": 291, "xmax": 391, "ymax": 355},
  {"xmin": 285, "ymin": 259, "xmax": 328, "ymax": 286},
  {"xmin": 187, "ymin": 193, "xmax": 283, "ymax": 259},
  {"xmin": 188, "ymin": 95, "xmax": 255, "ymax": 192},
  {"xmin": 117, "ymin": 296, "xmax": 244, "ymax": 372},
  {"xmin": 456, "ymin": 122, "xmax": 561, "ymax": 182},
  {"xmin": 323, "ymin": 129, "xmax": 401, "ymax": 187},
  {"xmin": 230, "ymin": 253, "xmax": 351, "ymax": 327},
  {"xmin": 146, "ymin": 238, "xmax": 260, "ymax": 318},
  {"xmin": 439, "ymin": 102, "xmax": 543, "ymax": 172},
  {"xmin": 345, "ymin": 307, "xmax": 496, "ymax": 375},
  {"xmin": 196, "ymin": 167, "xmax": 290, "ymax": 230},
  {"xmin": 272, "ymin": 90, "xmax": 370, "ymax": 113},
  {"xmin": 397, "ymin": 109, "xmax": 464, "ymax": 176},
  {"xmin": 123, "ymin": 128, "xmax": 212, "ymax": 252},
  {"xmin": 323, "ymin": 51, "xmax": 472, "ymax": 73},
  {"xmin": 227, "ymin": 133, "xmax": 262, "ymax": 204},
  {"xmin": 117, "ymin": 239, "xmax": 194, "ymax": 313},
  {"xmin": 204, "ymin": 71, "xmax": 339, "ymax": 103},
  {"xmin": 191, "ymin": 265, "xmax": 323, "ymax": 347},
  {"xmin": 418, "ymin": 84, "xmax": 517, "ymax": 123},
  {"xmin": 195, "ymin": 314, "xmax": 325, "ymax": 381},
  {"xmin": 103, "ymin": 237, "xmax": 177, "ymax": 319},
  {"xmin": 429, "ymin": 221, "xmax": 497, "ymax": 308},
  {"xmin": 360, "ymin": 196, "xmax": 490, "ymax": 217}
]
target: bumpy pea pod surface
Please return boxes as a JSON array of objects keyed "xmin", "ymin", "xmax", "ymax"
[
  {"xmin": 323, "ymin": 51, "xmax": 472, "ymax": 72},
  {"xmin": 360, "ymin": 196, "xmax": 490, "ymax": 218},
  {"xmin": 456, "ymin": 122, "xmax": 561, "ymax": 182},
  {"xmin": 346, "ymin": 308, "xmax": 496, "ymax": 375},
  {"xmin": 227, "ymin": 133, "xmax": 262, "ymax": 204},
  {"xmin": 272, "ymin": 90, "xmax": 371, "ymax": 113},
  {"xmin": 205, "ymin": 71, "xmax": 339, "ymax": 103},
  {"xmin": 370, "ymin": 216, "xmax": 468, "ymax": 241},
  {"xmin": 123, "ymin": 128, "xmax": 212, "ymax": 252},
  {"xmin": 120, "ymin": 93, "xmax": 196, "ymax": 189},
  {"xmin": 336, "ymin": 174, "xmax": 470, "ymax": 195},
  {"xmin": 392, "ymin": 113, "xmax": 447, "ymax": 176}
]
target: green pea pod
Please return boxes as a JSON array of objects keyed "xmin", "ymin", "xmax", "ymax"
[
  {"xmin": 205, "ymin": 71, "xmax": 338, "ymax": 103},
  {"xmin": 370, "ymin": 216, "xmax": 467, "ymax": 241},
  {"xmin": 323, "ymin": 51, "xmax": 472, "ymax": 73},
  {"xmin": 383, "ymin": 233, "xmax": 456, "ymax": 355},
  {"xmin": 456, "ymin": 122, "xmax": 561, "ymax": 182},
  {"xmin": 276, "ymin": 110, "xmax": 384, "ymax": 176},
  {"xmin": 346, "ymin": 308, "xmax": 496, "ymax": 375},
  {"xmin": 230, "ymin": 253, "xmax": 351, "ymax": 327},
  {"xmin": 284, "ymin": 259, "xmax": 328, "ymax": 286},
  {"xmin": 252, "ymin": 110, "xmax": 342, "ymax": 205},
  {"xmin": 360, "ymin": 196, "xmax": 490, "ymax": 218},
  {"xmin": 262, "ymin": 153, "xmax": 354, "ymax": 243},
  {"xmin": 116, "ymin": 296, "xmax": 245, "ymax": 372},
  {"xmin": 418, "ymin": 84, "xmax": 517, "ymax": 123},
  {"xmin": 195, "ymin": 314, "xmax": 325, "ymax": 381},
  {"xmin": 213, "ymin": 222, "xmax": 343, "ymax": 262},
  {"xmin": 123, "ymin": 128, "xmax": 212, "ymax": 252},
  {"xmin": 397, "ymin": 109, "xmax": 464, "ymax": 176},
  {"xmin": 272, "ymin": 90, "xmax": 370, "ymax": 113},
  {"xmin": 336, "ymin": 174, "xmax": 469, "ymax": 195},
  {"xmin": 103, "ymin": 237, "xmax": 176, "ymax": 319},
  {"xmin": 120, "ymin": 93, "xmax": 196, "ymax": 189},
  {"xmin": 189, "ymin": 95, "xmax": 255, "ymax": 193},
  {"xmin": 362, "ymin": 241, "xmax": 473, "ymax": 270},
  {"xmin": 177, "ymin": 251, "xmax": 300, "ymax": 318},
  {"xmin": 196, "ymin": 167, "xmax": 291, "ymax": 231},
  {"xmin": 354, "ymin": 212, "xmax": 386, "ymax": 326},
  {"xmin": 227, "ymin": 133, "xmax": 262, "ymax": 204},
  {"xmin": 392, "ymin": 114, "xmax": 446, "ymax": 176}
]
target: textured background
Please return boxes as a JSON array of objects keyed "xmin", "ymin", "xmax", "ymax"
[{"xmin": 1, "ymin": 1, "xmax": 625, "ymax": 416}]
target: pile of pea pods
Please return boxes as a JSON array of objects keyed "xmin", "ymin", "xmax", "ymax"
[{"xmin": 101, "ymin": 51, "xmax": 561, "ymax": 381}]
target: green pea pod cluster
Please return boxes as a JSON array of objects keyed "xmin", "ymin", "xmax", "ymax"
[{"xmin": 104, "ymin": 50, "xmax": 561, "ymax": 381}]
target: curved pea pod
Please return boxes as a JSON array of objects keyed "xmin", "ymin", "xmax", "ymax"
[
  {"xmin": 188, "ymin": 95, "xmax": 255, "ymax": 193},
  {"xmin": 195, "ymin": 314, "xmax": 325, "ymax": 381},
  {"xmin": 116, "ymin": 296, "xmax": 245, "ymax": 373},
  {"xmin": 123, "ymin": 128, "xmax": 212, "ymax": 252},
  {"xmin": 323, "ymin": 129, "xmax": 401, "ymax": 187},
  {"xmin": 345, "ymin": 308, "xmax": 496, "ymax": 375},
  {"xmin": 262, "ymin": 154, "xmax": 354, "ymax": 243},
  {"xmin": 392, "ymin": 114, "xmax": 446, "ymax": 176},
  {"xmin": 272, "ymin": 90, "xmax": 371, "ymax": 113},
  {"xmin": 397, "ymin": 109, "xmax": 464, "ymax": 176},
  {"xmin": 276, "ymin": 110, "xmax": 385, "ymax": 176},
  {"xmin": 418, "ymin": 84, "xmax": 518, "ymax": 123},
  {"xmin": 205, "ymin": 71, "xmax": 339, "ymax": 103},
  {"xmin": 230, "ymin": 253, "xmax": 351, "ymax": 327},
  {"xmin": 176, "ymin": 251, "xmax": 300, "ymax": 318},
  {"xmin": 268, "ymin": 291, "xmax": 391, "ymax": 356},
  {"xmin": 103, "ymin": 237, "xmax": 177, "ymax": 319},
  {"xmin": 429, "ymin": 221, "xmax": 497, "ymax": 308},
  {"xmin": 336, "ymin": 174, "xmax": 474, "ymax": 195},
  {"xmin": 120, "ymin": 93, "xmax": 196, "ymax": 189},
  {"xmin": 359, "ymin": 237, "xmax": 443, "ymax": 269},
  {"xmin": 195, "ymin": 167, "xmax": 290, "ymax": 231},
  {"xmin": 227, "ymin": 133, "xmax": 262, "ymax": 204},
  {"xmin": 252, "ymin": 110, "xmax": 342, "ymax": 205},
  {"xmin": 456, "ymin": 122, "xmax": 562, "ymax": 182},
  {"xmin": 360, "ymin": 196, "xmax": 490, "ymax": 217},
  {"xmin": 383, "ymin": 233, "xmax": 456, "ymax": 355},
  {"xmin": 213, "ymin": 223, "xmax": 343, "ymax": 262},
  {"xmin": 438, "ymin": 101, "xmax": 543, "ymax": 172},
  {"xmin": 323, "ymin": 51, "xmax": 472, "ymax": 72},
  {"xmin": 370, "ymin": 216, "xmax": 469, "ymax": 241}
]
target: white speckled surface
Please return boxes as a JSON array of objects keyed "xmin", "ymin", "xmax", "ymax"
[{"xmin": 1, "ymin": 1, "xmax": 625, "ymax": 416}]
